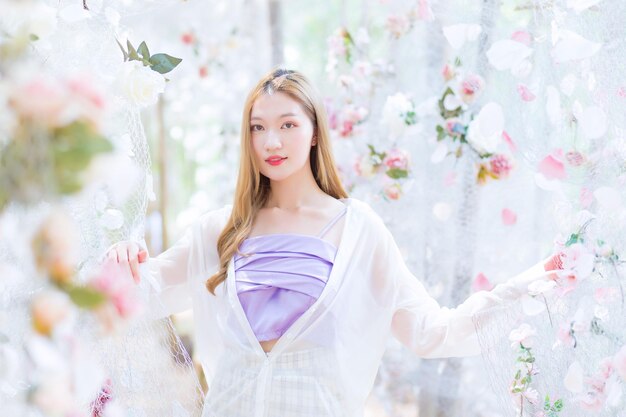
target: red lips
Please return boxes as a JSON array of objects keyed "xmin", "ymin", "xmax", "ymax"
[{"xmin": 266, "ymin": 156, "xmax": 286, "ymax": 166}]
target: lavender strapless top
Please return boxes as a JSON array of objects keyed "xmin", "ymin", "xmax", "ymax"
[{"xmin": 234, "ymin": 234, "xmax": 337, "ymax": 342}]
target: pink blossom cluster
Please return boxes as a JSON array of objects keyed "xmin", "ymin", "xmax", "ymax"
[
  {"xmin": 9, "ymin": 75, "xmax": 107, "ymax": 129},
  {"xmin": 88, "ymin": 260, "xmax": 143, "ymax": 332},
  {"xmin": 577, "ymin": 350, "xmax": 626, "ymax": 411}
]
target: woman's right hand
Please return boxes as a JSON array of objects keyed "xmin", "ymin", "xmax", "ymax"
[{"xmin": 106, "ymin": 241, "xmax": 148, "ymax": 284}]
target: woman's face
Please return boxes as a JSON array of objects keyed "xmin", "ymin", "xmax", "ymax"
[{"xmin": 249, "ymin": 91, "xmax": 315, "ymax": 182}]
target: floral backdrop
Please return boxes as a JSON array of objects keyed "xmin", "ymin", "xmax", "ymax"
[{"xmin": 1, "ymin": 0, "xmax": 625, "ymax": 416}]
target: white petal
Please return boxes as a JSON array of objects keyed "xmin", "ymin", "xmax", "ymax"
[
  {"xmin": 443, "ymin": 94, "xmax": 462, "ymax": 111},
  {"xmin": 477, "ymin": 102, "xmax": 504, "ymax": 137},
  {"xmin": 564, "ymin": 361, "xmax": 584, "ymax": 393},
  {"xmin": 431, "ymin": 142, "xmax": 448, "ymax": 164},
  {"xmin": 521, "ymin": 295, "xmax": 546, "ymax": 316},
  {"xmin": 100, "ymin": 209, "xmax": 125, "ymax": 230},
  {"xmin": 560, "ymin": 74, "xmax": 578, "ymax": 96},
  {"xmin": 534, "ymin": 173, "xmax": 562, "ymax": 191},
  {"xmin": 433, "ymin": 203, "xmax": 452, "ymax": 221},
  {"xmin": 442, "ymin": 24, "xmax": 482, "ymax": 50},
  {"xmin": 487, "ymin": 40, "xmax": 533, "ymax": 71},
  {"xmin": 579, "ymin": 106, "xmax": 607, "ymax": 139},
  {"xmin": 553, "ymin": 30, "xmax": 601, "ymax": 63},
  {"xmin": 594, "ymin": 187, "xmax": 622, "ymax": 210},
  {"xmin": 546, "ymin": 86, "xmax": 562, "ymax": 126}
]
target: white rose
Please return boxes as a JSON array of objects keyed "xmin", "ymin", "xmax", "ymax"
[
  {"xmin": 466, "ymin": 102, "xmax": 504, "ymax": 154},
  {"xmin": 118, "ymin": 61, "xmax": 165, "ymax": 108},
  {"xmin": 382, "ymin": 93, "xmax": 414, "ymax": 138}
]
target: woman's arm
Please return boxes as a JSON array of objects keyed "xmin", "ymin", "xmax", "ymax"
[{"xmin": 374, "ymin": 218, "xmax": 553, "ymax": 359}]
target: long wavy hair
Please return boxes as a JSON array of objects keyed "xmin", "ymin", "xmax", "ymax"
[{"xmin": 205, "ymin": 69, "xmax": 349, "ymax": 294}]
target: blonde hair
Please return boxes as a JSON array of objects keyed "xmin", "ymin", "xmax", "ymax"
[{"xmin": 205, "ymin": 69, "xmax": 348, "ymax": 294}]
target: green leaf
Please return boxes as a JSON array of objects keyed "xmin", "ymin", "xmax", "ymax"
[
  {"xmin": 405, "ymin": 111, "xmax": 417, "ymax": 126},
  {"xmin": 565, "ymin": 233, "xmax": 579, "ymax": 246},
  {"xmin": 29, "ymin": 34, "xmax": 40, "ymax": 41},
  {"xmin": 554, "ymin": 399, "xmax": 563, "ymax": 411},
  {"xmin": 115, "ymin": 38, "xmax": 128, "ymax": 61},
  {"xmin": 137, "ymin": 41, "xmax": 150, "ymax": 60},
  {"xmin": 67, "ymin": 285, "xmax": 107, "ymax": 309},
  {"xmin": 127, "ymin": 40, "xmax": 140, "ymax": 61},
  {"xmin": 149, "ymin": 53, "xmax": 182, "ymax": 74},
  {"xmin": 386, "ymin": 168, "xmax": 408, "ymax": 179}
]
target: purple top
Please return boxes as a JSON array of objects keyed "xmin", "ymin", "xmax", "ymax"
[{"xmin": 234, "ymin": 207, "xmax": 347, "ymax": 342}]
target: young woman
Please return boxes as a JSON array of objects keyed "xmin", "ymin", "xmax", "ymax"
[{"xmin": 108, "ymin": 69, "xmax": 556, "ymax": 417}]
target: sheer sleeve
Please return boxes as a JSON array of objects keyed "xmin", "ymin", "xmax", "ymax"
[
  {"xmin": 375, "ymin": 218, "xmax": 552, "ymax": 359},
  {"xmin": 142, "ymin": 206, "xmax": 229, "ymax": 319}
]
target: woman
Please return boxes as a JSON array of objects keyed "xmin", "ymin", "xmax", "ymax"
[{"xmin": 108, "ymin": 68, "xmax": 555, "ymax": 417}]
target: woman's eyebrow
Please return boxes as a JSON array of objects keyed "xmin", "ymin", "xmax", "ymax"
[{"xmin": 250, "ymin": 112, "xmax": 299, "ymax": 121}]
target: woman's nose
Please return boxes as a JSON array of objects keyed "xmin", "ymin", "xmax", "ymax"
[{"xmin": 264, "ymin": 130, "xmax": 282, "ymax": 150}]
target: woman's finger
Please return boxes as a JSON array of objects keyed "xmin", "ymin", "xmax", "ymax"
[
  {"xmin": 115, "ymin": 246, "xmax": 128, "ymax": 263},
  {"xmin": 127, "ymin": 245, "xmax": 140, "ymax": 284},
  {"xmin": 138, "ymin": 250, "xmax": 148, "ymax": 263}
]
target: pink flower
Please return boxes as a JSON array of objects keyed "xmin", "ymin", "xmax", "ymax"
[
  {"xmin": 459, "ymin": 74, "xmax": 485, "ymax": 104},
  {"xmin": 383, "ymin": 148, "xmax": 409, "ymax": 170},
  {"xmin": 340, "ymin": 120, "xmax": 354, "ymax": 137},
  {"xmin": 511, "ymin": 30, "xmax": 532, "ymax": 46},
  {"xmin": 181, "ymin": 32, "xmax": 195, "ymax": 45},
  {"xmin": 199, "ymin": 66, "xmax": 209, "ymax": 78},
  {"xmin": 613, "ymin": 345, "xmax": 626, "ymax": 381},
  {"xmin": 384, "ymin": 183, "xmax": 402, "ymax": 200},
  {"xmin": 558, "ymin": 243, "xmax": 595, "ymax": 283},
  {"xmin": 417, "ymin": 0, "xmax": 434, "ymax": 21},
  {"xmin": 517, "ymin": 84, "xmax": 536, "ymax": 101},
  {"xmin": 354, "ymin": 154, "xmax": 376, "ymax": 178},
  {"xmin": 386, "ymin": 14, "xmax": 411, "ymax": 39},
  {"xmin": 489, "ymin": 154, "xmax": 513, "ymax": 178},
  {"xmin": 509, "ymin": 323, "xmax": 536, "ymax": 348},
  {"xmin": 444, "ymin": 118, "xmax": 465, "ymax": 137},
  {"xmin": 556, "ymin": 323, "xmax": 576, "ymax": 348},
  {"xmin": 565, "ymin": 151, "xmax": 585, "ymax": 166},
  {"xmin": 442, "ymin": 63, "xmax": 456, "ymax": 81},
  {"xmin": 89, "ymin": 260, "xmax": 142, "ymax": 320},
  {"xmin": 91, "ymin": 378, "xmax": 113, "ymax": 417},
  {"xmin": 9, "ymin": 77, "xmax": 67, "ymax": 127},
  {"xmin": 472, "ymin": 273, "xmax": 494, "ymax": 292}
]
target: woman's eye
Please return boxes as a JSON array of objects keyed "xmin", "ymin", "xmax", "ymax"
[
  {"xmin": 250, "ymin": 125, "xmax": 263, "ymax": 132},
  {"xmin": 283, "ymin": 122, "xmax": 296, "ymax": 129}
]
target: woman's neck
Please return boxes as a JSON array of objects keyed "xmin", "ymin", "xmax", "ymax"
[{"xmin": 265, "ymin": 170, "xmax": 327, "ymax": 210}]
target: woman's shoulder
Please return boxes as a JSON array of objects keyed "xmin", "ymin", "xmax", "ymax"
[
  {"xmin": 344, "ymin": 197, "xmax": 388, "ymax": 230},
  {"xmin": 193, "ymin": 204, "xmax": 233, "ymax": 233}
]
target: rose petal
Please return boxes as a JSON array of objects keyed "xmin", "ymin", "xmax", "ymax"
[
  {"xmin": 594, "ymin": 187, "xmax": 622, "ymax": 210},
  {"xmin": 534, "ymin": 173, "xmax": 562, "ymax": 191},
  {"xmin": 553, "ymin": 30, "xmax": 602, "ymax": 63},
  {"xmin": 511, "ymin": 30, "xmax": 532, "ymax": 46},
  {"xmin": 579, "ymin": 106, "xmax": 607, "ymax": 139},
  {"xmin": 521, "ymin": 295, "xmax": 546, "ymax": 316},
  {"xmin": 433, "ymin": 202, "xmax": 452, "ymax": 221},
  {"xmin": 538, "ymin": 154, "xmax": 566, "ymax": 180},
  {"xmin": 517, "ymin": 84, "xmax": 536, "ymax": 101},
  {"xmin": 486, "ymin": 39, "xmax": 533, "ymax": 71},
  {"xmin": 442, "ymin": 24, "xmax": 482, "ymax": 50},
  {"xmin": 502, "ymin": 131, "xmax": 517, "ymax": 152},
  {"xmin": 502, "ymin": 208, "xmax": 517, "ymax": 225},
  {"xmin": 546, "ymin": 86, "xmax": 562, "ymax": 126},
  {"xmin": 472, "ymin": 273, "xmax": 494, "ymax": 292}
]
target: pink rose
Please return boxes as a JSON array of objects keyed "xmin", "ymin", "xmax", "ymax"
[
  {"xmin": 383, "ymin": 183, "xmax": 402, "ymax": 200},
  {"xmin": 565, "ymin": 151, "xmax": 585, "ymax": 166},
  {"xmin": 340, "ymin": 120, "xmax": 354, "ymax": 137},
  {"xmin": 383, "ymin": 148, "xmax": 409, "ymax": 170},
  {"xmin": 489, "ymin": 154, "xmax": 513, "ymax": 178},
  {"xmin": 459, "ymin": 74, "xmax": 485, "ymax": 104},
  {"xmin": 181, "ymin": 32, "xmax": 195, "ymax": 45},
  {"xmin": 89, "ymin": 260, "xmax": 142, "ymax": 320},
  {"xmin": 517, "ymin": 84, "xmax": 536, "ymax": 101}
]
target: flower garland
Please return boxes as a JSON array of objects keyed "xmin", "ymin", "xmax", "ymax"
[{"xmin": 435, "ymin": 58, "xmax": 514, "ymax": 185}]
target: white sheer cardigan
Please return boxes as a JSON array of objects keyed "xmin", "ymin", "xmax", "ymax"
[{"xmin": 142, "ymin": 197, "xmax": 550, "ymax": 417}]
